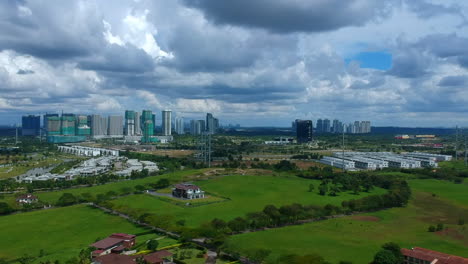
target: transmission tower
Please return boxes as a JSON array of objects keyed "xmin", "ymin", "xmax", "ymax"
[{"xmin": 198, "ymin": 132, "xmax": 212, "ymax": 167}]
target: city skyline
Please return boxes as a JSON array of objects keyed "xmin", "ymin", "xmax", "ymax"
[{"xmin": 1, "ymin": 1, "xmax": 468, "ymax": 127}]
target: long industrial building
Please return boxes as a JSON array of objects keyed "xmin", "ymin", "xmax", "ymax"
[{"xmin": 324, "ymin": 151, "xmax": 450, "ymax": 170}]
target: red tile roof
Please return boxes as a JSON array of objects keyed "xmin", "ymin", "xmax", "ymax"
[
  {"xmin": 91, "ymin": 237, "xmax": 124, "ymax": 250},
  {"xmin": 175, "ymin": 183, "xmax": 200, "ymax": 190},
  {"xmin": 402, "ymin": 247, "xmax": 468, "ymax": 264},
  {"xmin": 94, "ymin": 253, "xmax": 134, "ymax": 264},
  {"xmin": 111, "ymin": 233, "xmax": 136, "ymax": 240},
  {"xmin": 16, "ymin": 194, "xmax": 38, "ymax": 200}
]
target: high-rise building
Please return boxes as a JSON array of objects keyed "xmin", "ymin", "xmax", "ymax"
[
  {"xmin": 108, "ymin": 115, "xmax": 123, "ymax": 136},
  {"xmin": 323, "ymin": 119, "xmax": 331, "ymax": 133},
  {"xmin": 75, "ymin": 115, "xmax": 91, "ymax": 136},
  {"xmin": 22, "ymin": 115, "xmax": 41, "ymax": 136},
  {"xmin": 142, "ymin": 110, "xmax": 154, "ymax": 143},
  {"xmin": 296, "ymin": 120, "xmax": 313, "ymax": 143},
  {"xmin": 206, "ymin": 113, "xmax": 215, "ymax": 134},
  {"xmin": 152, "ymin": 114, "xmax": 156, "ymax": 133},
  {"xmin": 43, "ymin": 113, "xmax": 59, "ymax": 135},
  {"xmin": 162, "ymin": 110, "xmax": 172, "ymax": 136},
  {"xmin": 45, "ymin": 115, "xmax": 61, "ymax": 136},
  {"xmin": 90, "ymin": 114, "xmax": 108, "ymax": 137},
  {"xmin": 190, "ymin": 120, "xmax": 205, "ymax": 135},
  {"xmin": 175, "ymin": 117, "xmax": 184, "ymax": 134},
  {"xmin": 134, "ymin": 111, "xmax": 141, "ymax": 136},
  {"xmin": 125, "ymin": 110, "xmax": 135, "ymax": 136},
  {"xmin": 316, "ymin": 119, "xmax": 323, "ymax": 133},
  {"xmin": 61, "ymin": 114, "xmax": 76, "ymax": 136},
  {"xmin": 354, "ymin": 121, "xmax": 361, "ymax": 134}
]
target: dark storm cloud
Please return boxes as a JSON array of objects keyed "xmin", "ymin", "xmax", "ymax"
[
  {"xmin": 438, "ymin": 75, "xmax": 468, "ymax": 86},
  {"xmin": 0, "ymin": 0, "xmax": 105, "ymax": 59},
  {"xmin": 182, "ymin": 0, "xmax": 391, "ymax": 33},
  {"xmin": 406, "ymin": 1, "xmax": 466, "ymax": 19},
  {"xmin": 16, "ymin": 69, "xmax": 34, "ymax": 75},
  {"xmin": 78, "ymin": 44, "xmax": 155, "ymax": 73}
]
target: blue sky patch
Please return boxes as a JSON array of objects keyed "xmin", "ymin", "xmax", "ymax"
[{"xmin": 346, "ymin": 51, "xmax": 392, "ymax": 70}]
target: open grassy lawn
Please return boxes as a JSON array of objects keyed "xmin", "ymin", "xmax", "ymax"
[
  {"xmin": 110, "ymin": 174, "xmax": 387, "ymax": 228},
  {"xmin": 32, "ymin": 169, "xmax": 207, "ymax": 204},
  {"xmin": 225, "ymin": 180, "xmax": 468, "ymax": 264},
  {"xmin": 409, "ymin": 179, "xmax": 468, "ymax": 207},
  {"xmin": 0, "ymin": 205, "xmax": 150, "ymax": 263}
]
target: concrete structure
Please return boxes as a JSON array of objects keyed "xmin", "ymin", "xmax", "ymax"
[
  {"xmin": 141, "ymin": 110, "xmax": 155, "ymax": 143},
  {"xmin": 175, "ymin": 117, "xmax": 184, "ymax": 134},
  {"xmin": 172, "ymin": 183, "xmax": 205, "ymax": 199},
  {"xmin": 58, "ymin": 146, "xmax": 119, "ymax": 156},
  {"xmin": 134, "ymin": 111, "xmax": 141, "ymax": 136},
  {"xmin": 206, "ymin": 113, "xmax": 218, "ymax": 134},
  {"xmin": 331, "ymin": 151, "xmax": 443, "ymax": 169},
  {"xmin": 61, "ymin": 114, "xmax": 76, "ymax": 135},
  {"xmin": 296, "ymin": 120, "xmax": 313, "ymax": 143},
  {"xmin": 22, "ymin": 115, "xmax": 41, "ymax": 136},
  {"xmin": 108, "ymin": 115, "xmax": 123, "ymax": 137},
  {"xmin": 264, "ymin": 137, "xmax": 294, "ymax": 145},
  {"xmin": 162, "ymin": 110, "xmax": 172, "ymax": 136}
]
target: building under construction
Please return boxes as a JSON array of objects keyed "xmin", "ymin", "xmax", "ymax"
[
  {"xmin": 141, "ymin": 110, "xmax": 158, "ymax": 143},
  {"xmin": 46, "ymin": 113, "xmax": 86, "ymax": 143}
]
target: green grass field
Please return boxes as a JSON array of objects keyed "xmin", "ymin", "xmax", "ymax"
[
  {"xmin": 110, "ymin": 174, "xmax": 387, "ymax": 228},
  {"xmin": 0, "ymin": 205, "xmax": 153, "ymax": 263},
  {"xmin": 28, "ymin": 169, "xmax": 207, "ymax": 205},
  {"xmin": 225, "ymin": 179, "xmax": 468, "ymax": 263},
  {"xmin": 409, "ymin": 179, "xmax": 468, "ymax": 208}
]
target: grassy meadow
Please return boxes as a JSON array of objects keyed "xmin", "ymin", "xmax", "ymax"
[
  {"xmin": 0, "ymin": 205, "xmax": 152, "ymax": 263},
  {"xmin": 225, "ymin": 179, "xmax": 468, "ymax": 263},
  {"xmin": 110, "ymin": 174, "xmax": 387, "ymax": 228}
]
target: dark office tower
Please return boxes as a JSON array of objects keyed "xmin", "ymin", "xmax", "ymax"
[
  {"xmin": 22, "ymin": 115, "xmax": 41, "ymax": 136},
  {"xmin": 206, "ymin": 113, "xmax": 215, "ymax": 134},
  {"xmin": 296, "ymin": 120, "xmax": 313, "ymax": 143},
  {"xmin": 323, "ymin": 119, "xmax": 331, "ymax": 133},
  {"xmin": 316, "ymin": 119, "xmax": 323, "ymax": 133}
]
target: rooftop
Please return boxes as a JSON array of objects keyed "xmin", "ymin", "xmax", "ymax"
[
  {"xmin": 175, "ymin": 183, "xmax": 200, "ymax": 190},
  {"xmin": 402, "ymin": 247, "xmax": 468, "ymax": 264}
]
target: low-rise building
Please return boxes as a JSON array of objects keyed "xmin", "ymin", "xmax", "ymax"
[
  {"xmin": 91, "ymin": 233, "xmax": 136, "ymax": 257},
  {"xmin": 16, "ymin": 194, "xmax": 38, "ymax": 204},
  {"xmin": 401, "ymin": 247, "xmax": 468, "ymax": 264},
  {"xmin": 172, "ymin": 183, "xmax": 205, "ymax": 199}
]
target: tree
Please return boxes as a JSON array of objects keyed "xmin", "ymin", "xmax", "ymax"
[
  {"xmin": 372, "ymin": 250, "xmax": 398, "ymax": 264},
  {"xmin": 318, "ymin": 184, "xmax": 328, "ymax": 196},
  {"xmin": 134, "ymin": 185, "xmax": 146, "ymax": 193},
  {"xmin": 0, "ymin": 202, "xmax": 13, "ymax": 215},
  {"xmin": 147, "ymin": 239, "xmax": 159, "ymax": 251},
  {"xmin": 308, "ymin": 183, "xmax": 315, "ymax": 192},
  {"xmin": 382, "ymin": 242, "xmax": 403, "ymax": 263},
  {"xmin": 436, "ymin": 223, "xmax": 444, "ymax": 231},
  {"xmin": 428, "ymin": 225, "xmax": 436, "ymax": 232},
  {"xmin": 154, "ymin": 178, "xmax": 170, "ymax": 189},
  {"xmin": 56, "ymin": 193, "xmax": 78, "ymax": 206}
]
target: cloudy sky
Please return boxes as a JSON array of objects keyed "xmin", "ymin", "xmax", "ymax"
[{"xmin": 1, "ymin": 0, "xmax": 468, "ymax": 127}]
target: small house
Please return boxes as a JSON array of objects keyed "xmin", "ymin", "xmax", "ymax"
[
  {"xmin": 91, "ymin": 233, "xmax": 136, "ymax": 257},
  {"xmin": 16, "ymin": 194, "xmax": 38, "ymax": 204},
  {"xmin": 172, "ymin": 183, "xmax": 205, "ymax": 199}
]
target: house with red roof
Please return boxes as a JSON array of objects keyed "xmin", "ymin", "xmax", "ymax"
[
  {"xmin": 16, "ymin": 194, "xmax": 38, "ymax": 204},
  {"xmin": 172, "ymin": 183, "xmax": 205, "ymax": 199},
  {"xmin": 90, "ymin": 233, "xmax": 136, "ymax": 257},
  {"xmin": 401, "ymin": 247, "xmax": 468, "ymax": 264}
]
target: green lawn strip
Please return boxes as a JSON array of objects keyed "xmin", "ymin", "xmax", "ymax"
[
  {"xmin": 0, "ymin": 204, "xmax": 149, "ymax": 263},
  {"xmin": 110, "ymin": 174, "xmax": 387, "ymax": 228},
  {"xmin": 225, "ymin": 189, "xmax": 468, "ymax": 264}
]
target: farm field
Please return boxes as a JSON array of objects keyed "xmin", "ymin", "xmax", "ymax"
[
  {"xmin": 0, "ymin": 204, "xmax": 152, "ymax": 263},
  {"xmin": 225, "ymin": 179, "xmax": 468, "ymax": 263},
  {"xmin": 110, "ymin": 174, "xmax": 387, "ymax": 228}
]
